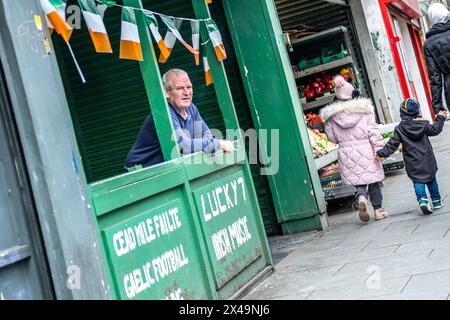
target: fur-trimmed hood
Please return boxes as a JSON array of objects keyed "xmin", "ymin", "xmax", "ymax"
[{"xmin": 320, "ymin": 97, "xmax": 375, "ymax": 128}]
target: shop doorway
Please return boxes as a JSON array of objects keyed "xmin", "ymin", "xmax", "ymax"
[
  {"xmin": 0, "ymin": 66, "xmax": 53, "ymax": 299},
  {"xmin": 391, "ymin": 14, "xmax": 433, "ymax": 120}
]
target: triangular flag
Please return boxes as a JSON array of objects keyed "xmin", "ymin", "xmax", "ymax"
[
  {"xmin": 159, "ymin": 15, "xmax": 197, "ymax": 62},
  {"xmin": 191, "ymin": 20, "xmax": 200, "ymax": 65},
  {"xmin": 44, "ymin": 0, "xmax": 66, "ymax": 35},
  {"xmin": 78, "ymin": 0, "xmax": 112, "ymax": 53},
  {"xmin": 203, "ymin": 57, "xmax": 213, "ymax": 86},
  {"xmin": 158, "ymin": 18, "xmax": 180, "ymax": 63},
  {"xmin": 143, "ymin": 12, "xmax": 170, "ymax": 62},
  {"xmin": 119, "ymin": 7, "xmax": 143, "ymax": 61},
  {"xmin": 205, "ymin": 19, "xmax": 226, "ymax": 62},
  {"xmin": 40, "ymin": 0, "xmax": 72, "ymax": 42}
]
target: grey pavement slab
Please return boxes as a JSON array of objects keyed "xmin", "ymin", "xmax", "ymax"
[
  {"xmin": 307, "ymin": 276, "xmax": 410, "ymax": 300},
  {"xmin": 243, "ymin": 125, "xmax": 450, "ymax": 300},
  {"xmin": 402, "ymin": 269, "xmax": 450, "ymax": 294},
  {"xmin": 367, "ymin": 288, "xmax": 450, "ymax": 300}
]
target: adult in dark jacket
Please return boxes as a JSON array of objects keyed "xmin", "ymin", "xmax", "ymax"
[
  {"xmin": 125, "ymin": 69, "xmax": 234, "ymax": 169},
  {"xmin": 424, "ymin": 3, "xmax": 450, "ymax": 114},
  {"xmin": 376, "ymin": 99, "xmax": 447, "ymax": 215}
]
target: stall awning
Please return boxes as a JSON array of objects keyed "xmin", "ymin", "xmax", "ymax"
[
  {"xmin": 324, "ymin": 0, "xmax": 347, "ymax": 5},
  {"xmin": 388, "ymin": 0, "xmax": 422, "ymax": 19}
]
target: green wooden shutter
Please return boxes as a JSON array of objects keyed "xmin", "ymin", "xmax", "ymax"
[{"xmin": 55, "ymin": 1, "xmax": 151, "ymax": 182}]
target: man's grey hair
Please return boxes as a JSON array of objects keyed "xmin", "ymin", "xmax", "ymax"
[{"xmin": 162, "ymin": 69, "xmax": 189, "ymax": 90}]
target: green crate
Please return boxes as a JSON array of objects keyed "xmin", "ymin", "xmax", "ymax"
[
  {"xmin": 321, "ymin": 43, "xmax": 345, "ymax": 64},
  {"xmin": 298, "ymin": 54, "xmax": 322, "ymax": 70},
  {"xmin": 320, "ymin": 172, "xmax": 341, "ymax": 186}
]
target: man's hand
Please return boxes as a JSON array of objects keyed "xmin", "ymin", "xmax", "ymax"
[
  {"xmin": 219, "ymin": 140, "xmax": 235, "ymax": 153},
  {"xmin": 438, "ymin": 110, "xmax": 448, "ymax": 118}
]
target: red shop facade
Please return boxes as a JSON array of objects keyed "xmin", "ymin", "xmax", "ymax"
[{"xmin": 379, "ymin": 0, "xmax": 434, "ymax": 120}]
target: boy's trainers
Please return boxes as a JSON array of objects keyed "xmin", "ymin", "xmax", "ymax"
[
  {"xmin": 432, "ymin": 199, "xmax": 444, "ymax": 210},
  {"xmin": 419, "ymin": 199, "xmax": 433, "ymax": 215}
]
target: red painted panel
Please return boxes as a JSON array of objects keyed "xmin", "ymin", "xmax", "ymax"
[
  {"xmin": 379, "ymin": 0, "xmax": 410, "ymax": 98},
  {"xmin": 389, "ymin": 0, "xmax": 422, "ymax": 19}
]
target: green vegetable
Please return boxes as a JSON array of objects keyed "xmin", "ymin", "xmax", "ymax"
[{"xmin": 382, "ymin": 131, "xmax": 394, "ymax": 139}]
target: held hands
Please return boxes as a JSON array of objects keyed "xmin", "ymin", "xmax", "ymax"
[
  {"xmin": 374, "ymin": 155, "xmax": 384, "ymax": 161},
  {"xmin": 219, "ymin": 140, "xmax": 236, "ymax": 153}
]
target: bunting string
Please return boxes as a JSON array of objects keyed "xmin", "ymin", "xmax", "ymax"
[
  {"xmin": 67, "ymin": 42, "xmax": 87, "ymax": 83},
  {"xmin": 39, "ymin": 0, "xmax": 224, "ymax": 84},
  {"xmin": 94, "ymin": 0, "xmax": 212, "ymax": 22}
]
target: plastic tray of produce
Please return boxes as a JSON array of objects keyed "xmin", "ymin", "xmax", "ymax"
[
  {"xmin": 323, "ymin": 184, "xmax": 355, "ymax": 200},
  {"xmin": 315, "ymin": 148, "xmax": 338, "ymax": 170},
  {"xmin": 382, "ymin": 151, "xmax": 404, "ymax": 172}
]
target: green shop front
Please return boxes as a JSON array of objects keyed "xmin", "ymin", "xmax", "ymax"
[{"xmin": 0, "ymin": 0, "xmax": 327, "ymax": 299}]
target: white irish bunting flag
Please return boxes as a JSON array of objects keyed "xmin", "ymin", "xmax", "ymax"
[
  {"xmin": 40, "ymin": 0, "xmax": 72, "ymax": 42},
  {"xmin": 78, "ymin": 0, "xmax": 112, "ymax": 53},
  {"xmin": 119, "ymin": 7, "xmax": 143, "ymax": 61},
  {"xmin": 203, "ymin": 57, "xmax": 213, "ymax": 86},
  {"xmin": 191, "ymin": 20, "xmax": 200, "ymax": 65},
  {"xmin": 205, "ymin": 19, "xmax": 226, "ymax": 62},
  {"xmin": 143, "ymin": 12, "xmax": 170, "ymax": 62},
  {"xmin": 159, "ymin": 16, "xmax": 197, "ymax": 63}
]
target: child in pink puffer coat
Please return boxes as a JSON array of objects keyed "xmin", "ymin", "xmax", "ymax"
[{"xmin": 320, "ymin": 76, "xmax": 388, "ymax": 222}]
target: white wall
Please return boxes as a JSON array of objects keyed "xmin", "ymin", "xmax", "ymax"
[
  {"xmin": 397, "ymin": 21, "xmax": 433, "ymax": 120},
  {"xmin": 354, "ymin": 0, "xmax": 405, "ymax": 122}
]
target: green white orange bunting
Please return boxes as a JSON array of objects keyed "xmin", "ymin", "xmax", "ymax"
[
  {"xmin": 78, "ymin": 0, "xmax": 112, "ymax": 53},
  {"xmin": 191, "ymin": 20, "xmax": 200, "ymax": 65},
  {"xmin": 143, "ymin": 12, "xmax": 170, "ymax": 62},
  {"xmin": 38, "ymin": 1, "xmax": 229, "ymax": 82},
  {"xmin": 40, "ymin": 0, "xmax": 72, "ymax": 42},
  {"xmin": 205, "ymin": 19, "xmax": 226, "ymax": 62},
  {"xmin": 203, "ymin": 57, "xmax": 213, "ymax": 86},
  {"xmin": 159, "ymin": 15, "xmax": 197, "ymax": 63},
  {"xmin": 119, "ymin": 7, "xmax": 143, "ymax": 61}
]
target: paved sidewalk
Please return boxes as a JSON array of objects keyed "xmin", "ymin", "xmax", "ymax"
[{"xmin": 243, "ymin": 125, "xmax": 450, "ymax": 300}]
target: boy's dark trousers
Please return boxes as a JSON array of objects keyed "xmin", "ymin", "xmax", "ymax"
[
  {"xmin": 413, "ymin": 177, "xmax": 441, "ymax": 202},
  {"xmin": 355, "ymin": 182, "xmax": 383, "ymax": 210}
]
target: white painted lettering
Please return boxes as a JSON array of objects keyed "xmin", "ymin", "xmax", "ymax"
[
  {"xmin": 113, "ymin": 230, "xmax": 128, "ymax": 257},
  {"xmin": 223, "ymin": 184, "xmax": 234, "ymax": 209},
  {"xmin": 211, "ymin": 228, "xmax": 232, "ymax": 261},
  {"xmin": 169, "ymin": 207, "xmax": 182, "ymax": 228},
  {"xmin": 215, "ymin": 187, "xmax": 227, "ymax": 213},
  {"xmin": 201, "ymin": 194, "xmax": 212, "ymax": 222},
  {"xmin": 208, "ymin": 192, "xmax": 220, "ymax": 217}
]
